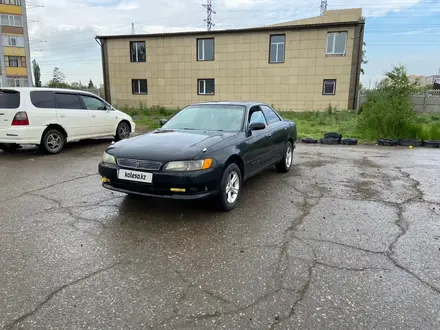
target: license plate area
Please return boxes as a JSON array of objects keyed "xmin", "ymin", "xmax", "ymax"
[{"xmin": 117, "ymin": 169, "xmax": 153, "ymax": 184}]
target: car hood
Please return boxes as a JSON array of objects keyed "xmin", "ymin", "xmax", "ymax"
[{"xmin": 107, "ymin": 129, "xmax": 236, "ymax": 161}]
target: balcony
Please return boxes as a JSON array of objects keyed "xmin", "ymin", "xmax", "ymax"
[{"xmin": 0, "ymin": 4, "xmax": 22, "ymax": 15}]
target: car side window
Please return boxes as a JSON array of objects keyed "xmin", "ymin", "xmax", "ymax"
[
  {"xmin": 54, "ymin": 93, "xmax": 84, "ymax": 110},
  {"xmin": 30, "ymin": 91, "xmax": 55, "ymax": 108},
  {"xmin": 260, "ymin": 105, "xmax": 281, "ymax": 125},
  {"xmin": 80, "ymin": 94, "xmax": 107, "ymax": 110},
  {"xmin": 249, "ymin": 110, "xmax": 267, "ymax": 125}
]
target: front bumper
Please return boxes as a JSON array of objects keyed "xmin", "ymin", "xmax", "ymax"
[{"xmin": 98, "ymin": 162, "xmax": 223, "ymax": 200}]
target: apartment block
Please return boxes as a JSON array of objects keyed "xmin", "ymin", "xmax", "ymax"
[
  {"xmin": 96, "ymin": 8, "xmax": 365, "ymax": 111},
  {"xmin": 0, "ymin": 0, "xmax": 32, "ymax": 87}
]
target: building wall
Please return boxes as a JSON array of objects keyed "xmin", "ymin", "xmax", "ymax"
[
  {"xmin": 105, "ymin": 25, "xmax": 361, "ymax": 111},
  {"xmin": 0, "ymin": 0, "xmax": 32, "ymax": 87}
]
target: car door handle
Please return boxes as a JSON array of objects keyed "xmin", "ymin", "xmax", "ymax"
[
  {"xmin": 91, "ymin": 115, "xmax": 96, "ymax": 118},
  {"xmin": 0, "ymin": 113, "xmax": 4, "ymax": 115},
  {"xmin": 60, "ymin": 115, "xmax": 66, "ymax": 118},
  {"xmin": 266, "ymin": 132, "xmax": 273, "ymax": 137}
]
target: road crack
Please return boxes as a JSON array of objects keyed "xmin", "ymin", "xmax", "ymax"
[{"xmin": 4, "ymin": 261, "xmax": 123, "ymax": 329}]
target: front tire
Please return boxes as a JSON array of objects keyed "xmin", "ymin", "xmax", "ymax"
[
  {"xmin": 115, "ymin": 121, "xmax": 131, "ymax": 142},
  {"xmin": 216, "ymin": 163, "xmax": 242, "ymax": 212},
  {"xmin": 40, "ymin": 129, "xmax": 65, "ymax": 154},
  {"xmin": 276, "ymin": 141, "xmax": 294, "ymax": 173}
]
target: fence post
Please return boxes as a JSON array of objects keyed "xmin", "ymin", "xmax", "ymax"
[{"xmin": 423, "ymin": 91, "xmax": 428, "ymax": 112}]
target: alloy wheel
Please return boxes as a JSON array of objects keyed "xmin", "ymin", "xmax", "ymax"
[
  {"xmin": 225, "ymin": 171, "xmax": 240, "ymax": 204},
  {"xmin": 119, "ymin": 123, "xmax": 130, "ymax": 139},
  {"xmin": 285, "ymin": 144, "xmax": 293, "ymax": 168},
  {"xmin": 46, "ymin": 133, "xmax": 62, "ymax": 153}
]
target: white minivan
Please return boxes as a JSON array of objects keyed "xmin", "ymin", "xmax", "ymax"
[{"xmin": 0, "ymin": 87, "xmax": 135, "ymax": 154}]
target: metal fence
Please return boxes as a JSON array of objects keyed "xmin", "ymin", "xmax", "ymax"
[{"xmin": 358, "ymin": 89, "xmax": 440, "ymax": 113}]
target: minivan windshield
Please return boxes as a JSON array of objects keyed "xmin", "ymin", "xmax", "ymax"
[
  {"xmin": 162, "ymin": 105, "xmax": 245, "ymax": 132},
  {"xmin": 0, "ymin": 89, "xmax": 20, "ymax": 108}
]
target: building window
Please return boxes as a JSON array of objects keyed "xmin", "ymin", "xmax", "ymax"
[
  {"xmin": 1, "ymin": 14, "xmax": 23, "ymax": 27},
  {"xmin": 269, "ymin": 35, "xmax": 285, "ymax": 63},
  {"xmin": 132, "ymin": 79, "xmax": 148, "ymax": 94},
  {"xmin": 197, "ymin": 38, "xmax": 214, "ymax": 61},
  {"xmin": 130, "ymin": 41, "xmax": 146, "ymax": 62},
  {"xmin": 0, "ymin": 0, "xmax": 22, "ymax": 5},
  {"xmin": 2, "ymin": 35, "xmax": 24, "ymax": 47},
  {"xmin": 198, "ymin": 79, "xmax": 215, "ymax": 95},
  {"xmin": 326, "ymin": 32, "xmax": 347, "ymax": 55},
  {"xmin": 4, "ymin": 56, "xmax": 25, "ymax": 67},
  {"xmin": 6, "ymin": 77, "xmax": 27, "ymax": 87},
  {"xmin": 323, "ymin": 79, "xmax": 336, "ymax": 95}
]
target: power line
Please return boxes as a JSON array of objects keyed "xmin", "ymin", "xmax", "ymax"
[{"xmin": 202, "ymin": 0, "xmax": 216, "ymax": 31}]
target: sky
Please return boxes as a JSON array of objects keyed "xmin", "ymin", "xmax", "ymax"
[{"xmin": 27, "ymin": 0, "xmax": 440, "ymax": 88}]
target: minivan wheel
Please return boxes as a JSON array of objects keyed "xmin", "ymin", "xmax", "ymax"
[
  {"xmin": 216, "ymin": 163, "xmax": 242, "ymax": 212},
  {"xmin": 40, "ymin": 129, "xmax": 65, "ymax": 154},
  {"xmin": 115, "ymin": 121, "xmax": 130, "ymax": 141}
]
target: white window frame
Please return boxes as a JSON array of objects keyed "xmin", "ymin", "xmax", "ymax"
[
  {"xmin": 8, "ymin": 36, "xmax": 16, "ymax": 46},
  {"xmin": 197, "ymin": 38, "xmax": 214, "ymax": 61},
  {"xmin": 1, "ymin": 0, "xmax": 22, "ymax": 5},
  {"xmin": 269, "ymin": 35, "xmax": 285, "ymax": 63},
  {"xmin": 198, "ymin": 79, "xmax": 215, "ymax": 95},
  {"xmin": 1, "ymin": 14, "xmax": 23, "ymax": 27},
  {"xmin": 6, "ymin": 77, "xmax": 27, "ymax": 87},
  {"xmin": 132, "ymin": 79, "xmax": 147, "ymax": 94},
  {"xmin": 326, "ymin": 32, "xmax": 347, "ymax": 55}
]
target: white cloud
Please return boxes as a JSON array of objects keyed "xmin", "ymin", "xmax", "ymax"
[
  {"xmin": 395, "ymin": 27, "xmax": 440, "ymax": 35},
  {"xmin": 27, "ymin": 0, "xmax": 428, "ymax": 85}
]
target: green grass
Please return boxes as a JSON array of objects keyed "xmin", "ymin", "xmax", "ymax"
[{"xmin": 120, "ymin": 105, "xmax": 440, "ymax": 143}]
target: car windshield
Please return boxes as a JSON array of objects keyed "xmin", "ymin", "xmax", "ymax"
[{"xmin": 162, "ymin": 104, "xmax": 245, "ymax": 132}]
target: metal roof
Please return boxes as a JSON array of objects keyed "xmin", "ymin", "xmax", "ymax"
[{"xmin": 95, "ymin": 20, "xmax": 363, "ymax": 40}]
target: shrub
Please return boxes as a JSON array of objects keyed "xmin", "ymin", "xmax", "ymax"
[{"xmin": 358, "ymin": 65, "xmax": 419, "ymax": 139}]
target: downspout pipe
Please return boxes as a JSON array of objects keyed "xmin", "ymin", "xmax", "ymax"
[{"xmin": 353, "ymin": 22, "xmax": 365, "ymax": 111}]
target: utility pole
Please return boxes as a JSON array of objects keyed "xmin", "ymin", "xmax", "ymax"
[
  {"xmin": 320, "ymin": 0, "xmax": 328, "ymax": 16},
  {"xmin": 202, "ymin": 0, "xmax": 216, "ymax": 31}
]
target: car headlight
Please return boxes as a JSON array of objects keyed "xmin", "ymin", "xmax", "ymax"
[
  {"xmin": 164, "ymin": 159, "xmax": 213, "ymax": 171},
  {"xmin": 102, "ymin": 151, "xmax": 116, "ymax": 165}
]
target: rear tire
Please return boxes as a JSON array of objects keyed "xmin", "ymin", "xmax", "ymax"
[
  {"xmin": 0, "ymin": 143, "xmax": 20, "ymax": 152},
  {"xmin": 276, "ymin": 141, "xmax": 294, "ymax": 173},
  {"xmin": 40, "ymin": 128, "xmax": 65, "ymax": 154},
  {"xmin": 216, "ymin": 163, "xmax": 242, "ymax": 212},
  {"xmin": 115, "ymin": 121, "xmax": 131, "ymax": 142}
]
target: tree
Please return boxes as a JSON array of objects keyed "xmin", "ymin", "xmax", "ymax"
[
  {"xmin": 358, "ymin": 65, "xmax": 418, "ymax": 139},
  {"xmin": 88, "ymin": 79, "xmax": 95, "ymax": 89},
  {"xmin": 32, "ymin": 59, "xmax": 42, "ymax": 87},
  {"xmin": 47, "ymin": 67, "xmax": 69, "ymax": 88},
  {"xmin": 360, "ymin": 42, "xmax": 368, "ymax": 75}
]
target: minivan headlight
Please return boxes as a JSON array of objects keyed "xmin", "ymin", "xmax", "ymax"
[
  {"xmin": 164, "ymin": 159, "xmax": 213, "ymax": 171},
  {"xmin": 102, "ymin": 151, "xmax": 116, "ymax": 165}
]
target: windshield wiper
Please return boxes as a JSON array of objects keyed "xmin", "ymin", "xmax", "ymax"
[{"xmin": 183, "ymin": 127, "xmax": 196, "ymax": 130}]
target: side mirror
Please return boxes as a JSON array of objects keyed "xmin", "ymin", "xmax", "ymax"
[
  {"xmin": 249, "ymin": 122, "xmax": 266, "ymax": 131},
  {"xmin": 159, "ymin": 119, "xmax": 168, "ymax": 127}
]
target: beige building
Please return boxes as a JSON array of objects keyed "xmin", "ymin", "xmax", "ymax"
[{"xmin": 96, "ymin": 8, "xmax": 365, "ymax": 111}]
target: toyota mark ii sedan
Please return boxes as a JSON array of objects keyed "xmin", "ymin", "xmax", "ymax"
[{"xmin": 98, "ymin": 102, "xmax": 297, "ymax": 211}]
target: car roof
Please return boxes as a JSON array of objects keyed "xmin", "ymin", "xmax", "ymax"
[
  {"xmin": 0, "ymin": 87, "xmax": 100, "ymax": 97},
  {"xmin": 189, "ymin": 101, "xmax": 266, "ymax": 108}
]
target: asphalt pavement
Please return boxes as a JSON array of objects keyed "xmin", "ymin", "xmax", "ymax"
[{"xmin": 1, "ymin": 139, "xmax": 440, "ymax": 329}]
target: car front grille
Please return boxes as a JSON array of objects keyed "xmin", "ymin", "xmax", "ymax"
[{"xmin": 117, "ymin": 158, "xmax": 162, "ymax": 171}]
